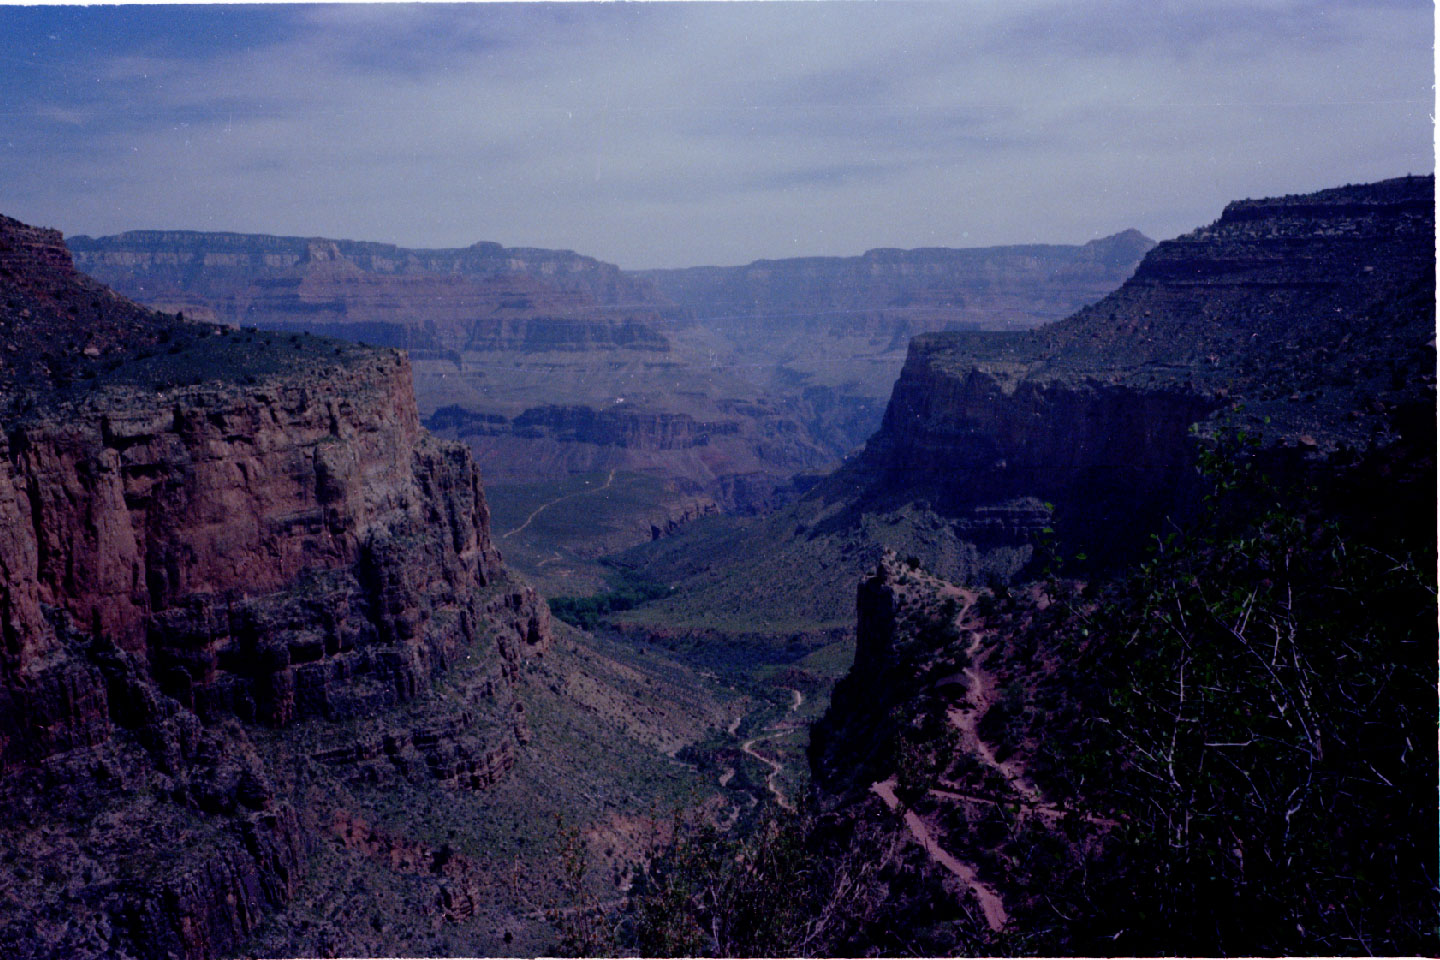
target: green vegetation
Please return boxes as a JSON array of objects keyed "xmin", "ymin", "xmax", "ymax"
[
  {"xmin": 99, "ymin": 326, "xmax": 376, "ymax": 392},
  {"xmin": 549, "ymin": 572, "xmax": 672, "ymax": 630},
  {"xmin": 792, "ymin": 636, "xmax": 856, "ymax": 680},
  {"xmin": 483, "ymin": 471, "xmax": 686, "ymax": 597},
  {"xmin": 1014, "ymin": 427, "xmax": 1439, "ymax": 954}
]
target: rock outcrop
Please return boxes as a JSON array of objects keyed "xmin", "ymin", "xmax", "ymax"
[
  {"xmin": 0, "ymin": 214, "xmax": 550, "ymax": 959},
  {"xmin": 841, "ymin": 174, "xmax": 1435, "ymax": 578},
  {"xmin": 800, "ymin": 177, "xmax": 1437, "ymax": 956}
]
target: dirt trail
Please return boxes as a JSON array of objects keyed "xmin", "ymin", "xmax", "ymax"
[
  {"xmin": 740, "ymin": 734, "xmax": 793, "ymax": 811},
  {"xmin": 503, "ymin": 469, "xmax": 616, "ymax": 540},
  {"xmin": 733, "ymin": 687, "xmax": 805, "ymax": 812},
  {"xmin": 872, "ymin": 777, "xmax": 1008, "ymax": 932},
  {"xmin": 927, "ymin": 786, "xmax": 1116, "ymax": 828},
  {"xmin": 947, "ymin": 631, "xmax": 1045, "ymax": 806},
  {"xmin": 865, "ymin": 588, "xmax": 1039, "ymax": 934}
]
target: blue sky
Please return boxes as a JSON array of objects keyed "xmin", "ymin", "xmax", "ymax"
[{"xmin": 0, "ymin": 2, "xmax": 1432, "ymax": 269}]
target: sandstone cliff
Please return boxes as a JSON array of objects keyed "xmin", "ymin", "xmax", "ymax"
[
  {"xmin": 65, "ymin": 227, "xmax": 1153, "ymax": 587},
  {"xmin": 842, "ymin": 174, "xmax": 1435, "ymax": 578},
  {"xmin": 0, "ymin": 215, "xmax": 550, "ymax": 959}
]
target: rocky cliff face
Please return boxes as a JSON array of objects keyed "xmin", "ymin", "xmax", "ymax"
[
  {"xmin": 65, "ymin": 229, "xmax": 870, "ymax": 563},
  {"xmin": 0, "ymin": 216, "xmax": 189, "ymax": 390},
  {"xmin": 637, "ymin": 230, "xmax": 1154, "ymax": 329},
  {"xmin": 427, "ymin": 390, "xmax": 866, "ymax": 517},
  {"xmin": 850, "ymin": 340, "xmax": 1220, "ymax": 575},
  {"xmin": 800, "ymin": 178, "xmax": 1437, "ymax": 956},
  {"xmin": 68, "ymin": 230, "xmax": 659, "ymax": 309},
  {"xmin": 68, "ymin": 231, "xmax": 670, "ymax": 355},
  {"xmin": 808, "ymin": 553, "xmax": 961, "ymax": 796},
  {"xmin": 0, "ymin": 215, "xmax": 550, "ymax": 959},
  {"xmin": 65, "ymin": 226, "xmax": 1153, "ymax": 576},
  {"xmin": 573, "ymin": 176, "xmax": 1434, "ymax": 654},
  {"xmin": 839, "ymin": 175, "xmax": 1434, "ymax": 579}
]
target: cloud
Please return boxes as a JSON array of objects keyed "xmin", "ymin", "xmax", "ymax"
[{"xmin": 0, "ymin": 2, "xmax": 1431, "ymax": 268}]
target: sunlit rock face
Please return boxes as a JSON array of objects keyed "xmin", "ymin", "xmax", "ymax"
[{"xmin": 0, "ymin": 213, "xmax": 550, "ymax": 960}]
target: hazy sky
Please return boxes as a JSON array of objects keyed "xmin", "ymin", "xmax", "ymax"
[{"xmin": 0, "ymin": 2, "xmax": 1432, "ymax": 269}]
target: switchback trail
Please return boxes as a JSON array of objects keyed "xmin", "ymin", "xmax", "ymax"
[
  {"xmin": 736, "ymin": 687, "xmax": 804, "ymax": 812},
  {"xmin": 503, "ymin": 469, "xmax": 616, "ymax": 540},
  {"xmin": 870, "ymin": 586, "xmax": 1114, "ymax": 934},
  {"xmin": 740, "ymin": 734, "xmax": 792, "ymax": 812},
  {"xmin": 866, "ymin": 587, "xmax": 1025, "ymax": 934},
  {"xmin": 871, "ymin": 776, "xmax": 1008, "ymax": 931},
  {"xmin": 947, "ymin": 629, "xmax": 1044, "ymax": 806},
  {"xmin": 940, "ymin": 595, "xmax": 1112, "ymax": 826}
]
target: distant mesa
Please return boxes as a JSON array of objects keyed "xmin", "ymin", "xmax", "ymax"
[
  {"xmin": 67, "ymin": 228, "xmax": 672, "ymax": 354},
  {"xmin": 634, "ymin": 229, "xmax": 1155, "ymax": 329}
]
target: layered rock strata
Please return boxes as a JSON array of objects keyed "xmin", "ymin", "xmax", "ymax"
[
  {"xmin": 0, "ymin": 215, "xmax": 550, "ymax": 959},
  {"xmin": 66, "ymin": 227, "xmax": 1153, "ymax": 553},
  {"xmin": 844, "ymin": 175, "xmax": 1435, "ymax": 577},
  {"xmin": 636, "ymin": 230, "xmax": 1155, "ymax": 331},
  {"xmin": 801, "ymin": 177, "xmax": 1436, "ymax": 955},
  {"xmin": 67, "ymin": 230, "xmax": 666, "ymax": 355}
]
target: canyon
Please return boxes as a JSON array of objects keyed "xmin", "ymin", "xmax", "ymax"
[
  {"xmin": 612, "ymin": 174, "xmax": 1436, "ymax": 630},
  {"xmin": 609, "ymin": 175, "xmax": 1435, "ymax": 956},
  {"xmin": 1, "ymin": 173, "xmax": 1433, "ymax": 958},
  {"xmin": 69, "ymin": 228, "xmax": 1152, "ymax": 591},
  {"xmin": 800, "ymin": 175, "xmax": 1436, "ymax": 953},
  {"xmin": 0, "ymin": 215, "xmax": 745, "ymax": 959}
]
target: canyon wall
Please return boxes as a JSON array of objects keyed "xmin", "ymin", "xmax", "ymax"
[
  {"xmin": 68, "ymin": 231, "xmax": 670, "ymax": 355},
  {"xmin": 636, "ymin": 229, "xmax": 1154, "ymax": 331},
  {"xmin": 66, "ymin": 228, "xmax": 1153, "ymax": 573},
  {"xmin": 792, "ymin": 176, "xmax": 1437, "ymax": 957},
  {"xmin": 0, "ymin": 215, "xmax": 550, "ymax": 959},
  {"xmin": 838, "ymin": 174, "xmax": 1435, "ymax": 577}
]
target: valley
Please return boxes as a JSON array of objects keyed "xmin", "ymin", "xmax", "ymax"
[
  {"xmin": 2, "ymin": 2, "xmax": 1433, "ymax": 956},
  {"xmin": 70, "ymin": 227, "xmax": 1153, "ymax": 592},
  {"xmin": 0, "ymin": 173, "xmax": 1433, "ymax": 959}
]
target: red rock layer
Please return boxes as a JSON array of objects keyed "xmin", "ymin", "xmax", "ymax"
[{"xmin": 0, "ymin": 213, "xmax": 551, "ymax": 960}]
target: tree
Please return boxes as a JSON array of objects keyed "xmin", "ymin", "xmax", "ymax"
[{"xmin": 1052, "ymin": 430, "xmax": 1437, "ymax": 953}]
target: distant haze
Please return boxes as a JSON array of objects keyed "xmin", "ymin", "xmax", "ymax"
[{"xmin": 0, "ymin": 2, "xmax": 1432, "ymax": 269}]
